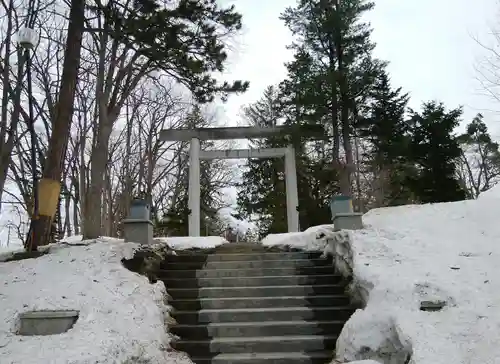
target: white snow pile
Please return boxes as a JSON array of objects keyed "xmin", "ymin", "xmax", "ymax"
[
  {"xmin": 262, "ymin": 225, "xmax": 337, "ymax": 251},
  {"xmin": 0, "ymin": 236, "xmax": 207, "ymax": 364},
  {"xmin": 262, "ymin": 187, "xmax": 500, "ymax": 364},
  {"xmin": 154, "ymin": 236, "xmax": 228, "ymax": 250}
]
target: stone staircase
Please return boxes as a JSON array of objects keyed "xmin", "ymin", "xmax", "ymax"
[{"xmin": 156, "ymin": 243, "xmax": 354, "ymax": 364}]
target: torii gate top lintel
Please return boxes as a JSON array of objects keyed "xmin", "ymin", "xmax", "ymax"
[{"xmin": 159, "ymin": 124, "xmax": 326, "ymax": 142}]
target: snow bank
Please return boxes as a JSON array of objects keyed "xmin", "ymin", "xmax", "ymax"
[
  {"xmin": 262, "ymin": 189, "xmax": 500, "ymax": 364},
  {"xmin": 261, "ymin": 225, "xmax": 336, "ymax": 251},
  {"xmin": 0, "ymin": 237, "xmax": 193, "ymax": 364},
  {"xmin": 155, "ymin": 236, "xmax": 228, "ymax": 250}
]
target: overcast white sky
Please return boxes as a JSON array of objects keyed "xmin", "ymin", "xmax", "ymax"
[{"xmin": 217, "ymin": 0, "xmax": 500, "ymax": 135}]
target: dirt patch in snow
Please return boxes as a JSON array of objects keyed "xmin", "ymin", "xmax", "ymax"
[{"xmin": 121, "ymin": 244, "xmax": 174, "ymax": 283}]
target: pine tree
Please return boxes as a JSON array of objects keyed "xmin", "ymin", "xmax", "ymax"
[
  {"xmin": 408, "ymin": 102, "xmax": 466, "ymax": 203},
  {"xmin": 279, "ymin": 55, "xmax": 341, "ymax": 226},
  {"xmin": 357, "ymin": 71, "xmax": 412, "ymax": 206},
  {"xmin": 237, "ymin": 79, "xmax": 340, "ymax": 236},
  {"xmin": 238, "ymin": 0, "xmax": 384, "ymax": 232},
  {"xmin": 280, "ymin": 0, "xmax": 383, "ymax": 195},
  {"xmin": 102, "ymin": 0, "xmax": 249, "ymax": 103}
]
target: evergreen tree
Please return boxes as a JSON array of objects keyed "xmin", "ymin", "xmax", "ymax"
[
  {"xmin": 237, "ymin": 80, "xmax": 340, "ymax": 236},
  {"xmin": 359, "ymin": 72, "xmax": 409, "ymax": 163},
  {"xmin": 280, "ymin": 0, "xmax": 383, "ymax": 195},
  {"xmin": 239, "ymin": 0, "xmax": 384, "ymax": 232},
  {"xmin": 357, "ymin": 71, "xmax": 413, "ymax": 206},
  {"xmin": 279, "ymin": 54, "xmax": 341, "ymax": 226},
  {"xmin": 408, "ymin": 102, "xmax": 466, "ymax": 203},
  {"xmin": 96, "ymin": 0, "xmax": 249, "ymax": 102}
]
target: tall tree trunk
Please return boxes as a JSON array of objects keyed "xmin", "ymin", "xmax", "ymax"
[
  {"xmin": 0, "ymin": 0, "xmax": 16, "ymax": 211},
  {"xmin": 78, "ymin": 114, "xmax": 87, "ymax": 232},
  {"xmin": 83, "ymin": 115, "xmax": 114, "ymax": 239},
  {"xmin": 375, "ymin": 166, "xmax": 389, "ymax": 207},
  {"xmin": 0, "ymin": 49, "xmax": 26, "ymax": 207},
  {"xmin": 24, "ymin": 0, "xmax": 85, "ymax": 250},
  {"xmin": 354, "ymin": 135, "xmax": 363, "ymax": 211},
  {"xmin": 337, "ymin": 46, "xmax": 354, "ymax": 196},
  {"xmin": 64, "ymin": 189, "xmax": 71, "ymax": 236},
  {"xmin": 106, "ymin": 168, "xmax": 114, "ymax": 236},
  {"xmin": 73, "ymin": 177, "xmax": 80, "ymax": 235},
  {"xmin": 123, "ymin": 99, "xmax": 133, "ymax": 216},
  {"xmin": 82, "ymin": 24, "xmax": 117, "ymax": 239},
  {"xmin": 56, "ymin": 197, "xmax": 63, "ymax": 240}
]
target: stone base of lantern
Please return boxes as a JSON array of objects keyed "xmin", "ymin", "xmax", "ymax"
[
  {"xmin": 122, "ymin": 218, "xmax": 154, "ymax": 245},
  {"xmin": 333, "ymin": 213, "xmax": 363, "ymax": 231}
]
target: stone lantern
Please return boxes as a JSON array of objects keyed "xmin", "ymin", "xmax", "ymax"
[
  {"xmin": 329, "ymin": 195, "xmax": 363, "ymax": 231},
  {"xmin": 122, "ymin": 198, "xmax": 154, "ymax": 245}
]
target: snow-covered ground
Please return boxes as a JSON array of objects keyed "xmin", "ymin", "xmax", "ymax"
[
  {"xmin": 4, "ymin": 186, "xmax": 500, "ymax": 364},
  {"xmin": 0, "ymin": 236, "xmax": 228, "ymax": 364},
  {"xmin": 263, "ymin": 188, "xmax": 500, "ymax": 364}
]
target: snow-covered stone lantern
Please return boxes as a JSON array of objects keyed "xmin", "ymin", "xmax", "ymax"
[{"xmin": 17, "ymin": 27, "xmax": 39, "ymax": 49}]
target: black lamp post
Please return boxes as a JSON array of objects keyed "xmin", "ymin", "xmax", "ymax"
[{"xmin": 18, "ymin": 26, "xmax": 39, "ymax": 251}]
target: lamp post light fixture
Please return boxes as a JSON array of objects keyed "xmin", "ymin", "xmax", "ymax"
[
  {"xmin": 18, "ymin": 26, "xmax": 40, "ymax": 251},
  {"xmin": 17, "ymin": 27, "xmax": 39, "ymax": 49},
  {"xmin": 204, "ymin": 216, "xmax": 209, "ymax": 236}
]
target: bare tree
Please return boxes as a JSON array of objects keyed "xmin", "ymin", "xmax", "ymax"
[
  {"xmin": 25, "ymin": 0, "xmax": 85, "ymax": 250},
  {"xmin": 475, "ymin": 24, "xmax": 500, "ymax": 107},
  {"xmin": 0, "ymin": 0, "xmax": 242, "ymax": 245},
  {"xmin": 82, "ymin": 4, "xmax": 158, "ymax": 239},
  {"xmin": 456, "ymin": 114, "xmax": 500, "ymax": 198},
  {"xmin": 0, "ymin": 0, "xmax": 30, "ymax": 210}
]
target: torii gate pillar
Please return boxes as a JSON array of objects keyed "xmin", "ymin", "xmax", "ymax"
[
  {"xmin": 284, "ymin": 144, "xmax": 299, "ymax": 234},
  {"xmin": 188, "ymin": 137, "xmax": 201, "ymax": 237}
]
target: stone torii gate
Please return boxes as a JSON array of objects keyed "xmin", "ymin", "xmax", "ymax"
[{"xmin": 159, "ymin": 125, "xmax": 325, "ymax": 237}]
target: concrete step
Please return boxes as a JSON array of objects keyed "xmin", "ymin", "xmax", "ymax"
[
  {"xmin": 167, "ymin": 284, "xmax": 346, "ymax": 300},
  {"xmin": 171, "ymin": 319, "xmax": 347, "ymax": 338},
  {"xmin": 166, "ymin": 251, "xmax": 323, "ymax": 263},
  {"xmin": 173, "ymin": 306, "xmax": 354, "ymax": 324},
  {"xmin": 162, "ymin": 258, "xmax": 330, "ymax": 271},
  {"xmin": 192, "ymin": 351, "xmax": 333, "ymax": 364},
  {"xmin": 159, "ymin": 265, "xmax": 336, "ymax": 279},
  {"xmin": 162, "ymin": 274, "xmax": 341, "ymax": 289},
  {"xmin": 172, "ymin": 335, "xmax": 337, "ymax": 356},
  {"xmin": 169, "ymin": 294, "xmax": 350, "ymax": 310}
]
